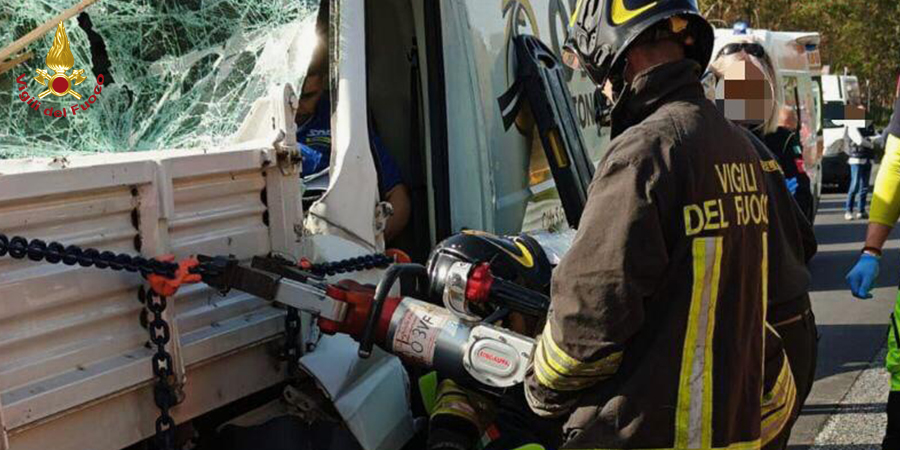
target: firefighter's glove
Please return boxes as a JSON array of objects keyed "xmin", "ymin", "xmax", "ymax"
[
  {"xmin": 847, "ymin": 252, "xmax": 880, "ymax": 299},
  {"xmin": 427, "ymin": 415, "xmax": 479, "ymax": 450},
  {"xmin": 148, "ymin": 255, "xmax": 202, "ymax": 297}
]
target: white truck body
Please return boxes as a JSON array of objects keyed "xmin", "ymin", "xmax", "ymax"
[{"xmin": 0, "ymin": 88, "xmax": 302, "ymax": 450}]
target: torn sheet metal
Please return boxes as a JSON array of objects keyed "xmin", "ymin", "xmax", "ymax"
[
  {"xmin": 299, "ymin": 334, "xmax": 415, "ymax": 450},
  {"xmin": 303, "ymin": 0, "xmax": 381, "ymax": 251}
]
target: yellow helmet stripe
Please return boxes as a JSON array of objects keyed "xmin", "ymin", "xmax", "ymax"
[
  {"xmin": 570, "ymin": 0, "xmax": 585, "ymax": 28},
  {"xmin": 611, "ymin": 0, "xmax": 658, "ymax": 25}
]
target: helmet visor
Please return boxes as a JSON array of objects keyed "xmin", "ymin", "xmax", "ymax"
[
  {"xmin": 563, "ymin": 36, "xmax": 610, "ymax": 87},
  {"xmin": 562, "ymin": 44, "xmax": 583, "ymax": 71}
]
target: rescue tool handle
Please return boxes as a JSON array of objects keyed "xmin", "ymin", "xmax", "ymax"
[
  {"xmin": 488, "ymin": 277, "xmax": 550, "ymax": 318},
  {"xmin": 358, "ymin": 263, "xmax": 428, "ymax": 359},
  {"xmin": 192, "ymin": 255, "xmax": 282, "ymax": 300}
]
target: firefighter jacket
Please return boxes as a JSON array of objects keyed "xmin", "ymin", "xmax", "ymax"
[
  {"xmin": 743, "ymin": 129, "xmax": 817, "ymax": 325},
  {"xmin": 524, "ymin": 60, "xmax": 795, "ymax": 449}
]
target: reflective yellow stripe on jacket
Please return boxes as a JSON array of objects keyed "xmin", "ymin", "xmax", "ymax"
[
  {"xmin": 533, "ymin": 322, "xmax": 623, "ymax": 392},
  {"xmin": 871, "ymin": 135, "xmax": 900, "ymax": 226},
  {"xmin": 431, "ymin": 379, "xmax": 494, "ymax": 431},
  {"xmin": 761, "ymin": 335, "xmax": 797, "ymax": 446},
  {"xmin": 675, "ymin": 237, "xmax": 724, "ymax": 449}
]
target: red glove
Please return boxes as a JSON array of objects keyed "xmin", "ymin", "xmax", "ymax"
[{"xmin": 147, "ymin": 255, "xmax": 201, "ymax": 297}]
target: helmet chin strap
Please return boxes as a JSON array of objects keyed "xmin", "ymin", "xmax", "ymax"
[{"xmin": 607, "ymin": 59, "xmax": 632, "ymax": 114}]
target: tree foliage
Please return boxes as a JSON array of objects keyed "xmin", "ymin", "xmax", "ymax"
[{"xmin": 700, "ymin": 0, "xmax": 900, "ymax": 125}]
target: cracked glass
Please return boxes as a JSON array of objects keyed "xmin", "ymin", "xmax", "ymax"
[{"xmin": 0, "ymin": 0, "xmax": 320, "ymax": 158}]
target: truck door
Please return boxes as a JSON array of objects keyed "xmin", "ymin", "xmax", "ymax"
[{"xmin": 429, "ymin": 0, "xmax": 603, "ymax": 240}]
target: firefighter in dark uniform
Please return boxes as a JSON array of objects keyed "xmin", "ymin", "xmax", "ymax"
[
  {"xmin": 522, "ymin": 1, "xmax": 798, "ymax": 448},
  {"xmin": 742, "ymin": 130, "xmax": 817, "ymax": 449}
]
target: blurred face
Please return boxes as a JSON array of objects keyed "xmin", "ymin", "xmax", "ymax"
[
  {"xmin": 713, "ymin": 56, "xmax": 775, "ymax": 129},
  {"xmin": 778, "ymin": 107, "xmax": 798, "ymax": 130},
  {"xmin": 296, "ymin": 74, "xmax": 325, "ymax": 125}
]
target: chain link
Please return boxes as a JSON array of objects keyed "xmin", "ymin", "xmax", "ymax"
[
  {"xmin": 0, "ymin": 233, "xmax": 178, "ymax": 278},
  {"xmin": 0, "ymin": 234, "xmax": 181, "ymax": 450},
  {"xmin": 1, "ymin": 234, "xmax": 394, "ymax": 446},
  {"xmin": 303, "ymin": 253, "xmax": 392, "ymax": 277},
  {"xmin": 283, "ymin": 307, "xmax": 301, "ymax": 378},
  {"xmin": 281, "ymin": 253, "xmax": 393, "ymax": 375},
  {"xmin": 140, "ymin": 286, "xmax": 179, "ymax": 450}
]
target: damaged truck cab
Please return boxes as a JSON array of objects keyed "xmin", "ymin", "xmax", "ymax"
[{"xmin": 0, "ymin": 1, "xmax": 603, "ymax": 449}]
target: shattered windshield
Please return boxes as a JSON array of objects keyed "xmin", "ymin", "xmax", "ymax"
[{"xmin": 0, "ymin": 0, "xmax": 320, "ymax": 158}]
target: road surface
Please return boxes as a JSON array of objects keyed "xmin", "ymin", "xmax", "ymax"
[{"xmin": 790, "ymin": 192, "xmax": 900, "ymax": 449}]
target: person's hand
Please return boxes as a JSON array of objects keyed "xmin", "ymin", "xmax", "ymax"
[
  {"xmin": 147, "ymin": 255, "xmax": 201, "ymax": 297},
  {"xmin": 846, "ymin": 253, "xmax": 881, "ymax": 299}
]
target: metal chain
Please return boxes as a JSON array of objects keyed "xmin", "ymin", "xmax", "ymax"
[
  {"xmin": 0, "ymin": 233, "xmax": 181, "ymax": 450},
  {"xmin": 139, "ymin": 286, "xmax": 179, "ymax": 450},
  {"xmin": 283, "ymin": 306, "xmax": 301, "ymax": 378},
  {"xmin": 1, "ymin": 234, "xmax": 392, "ymax": 445},
  {"xmin": 302, "ymin": 253, "xmax": 393, "ymax": 277},
  {"xmin": 282, "ymin": 253, "xmax": 393, "ymax": 374},
  {"xmin": 0, "ymin": 233, "xmax": 178, "ymax": 278}
]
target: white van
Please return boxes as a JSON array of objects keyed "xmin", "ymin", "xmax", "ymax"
[{"xmin": 0, "ymin": 1, "xmax": 603, "ymax": 449}]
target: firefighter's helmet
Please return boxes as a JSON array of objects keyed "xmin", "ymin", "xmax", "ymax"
[
  {"xmin": 426, "ymin": 231, "xmax": 552, "ymax": 304},
  {"xmin": 563, "ymin": 0, "xmax": 714, "ymax": 87}
]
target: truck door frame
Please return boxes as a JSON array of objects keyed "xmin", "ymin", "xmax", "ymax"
[{"xmin": 423, "ymin": 1, "xmax": 453, "ymax": 242}]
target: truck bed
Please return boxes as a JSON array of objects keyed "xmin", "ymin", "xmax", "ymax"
[{"xmin": 0, "ymin": 136, "xmax": 303, "ymax": 450}]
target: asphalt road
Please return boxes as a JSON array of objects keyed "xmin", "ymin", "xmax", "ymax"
[{"xmin": 789, "ymin": 192, "xmax": 900, "ymax": 448}]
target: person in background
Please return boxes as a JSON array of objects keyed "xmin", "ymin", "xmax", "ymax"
[
  {"xmin": 708, "ymin": 37, "xmax": 815, "ymax": 220},
  {"xmin": 846, "ymin": 92, "xmax": 900, "ymax": 450},
  {"xmin": 845, "ymin": 114, "xmax": 876, "ymax": 220},
  {"xmin": 706, "ymin": 34, "xmax": 819, "ymax": 449},
  {"xmin": 765, "ymin": 107, "xmax": 816, "ymax": 221},
  {"xmin": 295, "ymin": 60, "xmax": 411, "ymax": 243}
]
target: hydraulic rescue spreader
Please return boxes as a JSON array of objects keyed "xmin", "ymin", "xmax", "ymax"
[
  {"xmin": 0, "ymin": 231, "xmax": 551, "ymax": 394},
  {"xmin": 192, "ymin": 232, "xmax": 551, "ymax": 390}
]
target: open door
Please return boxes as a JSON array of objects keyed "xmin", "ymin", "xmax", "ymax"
[{"xmin": 499, "ymin": 35, "xmax": 595, "ymax": 229}]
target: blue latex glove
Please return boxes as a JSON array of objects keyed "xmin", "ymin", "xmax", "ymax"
[
  {"xmin": 846, "ymin": 253, "xmax": 881, "ymax": 299},
  {"xmin": 785, "ymin": 177, "xmax": 799, "ymax": 196}
]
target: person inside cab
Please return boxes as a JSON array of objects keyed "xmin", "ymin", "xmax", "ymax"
[{"xmin": 295, "ymin": 59, "xmax": 412, "ymax": 243}]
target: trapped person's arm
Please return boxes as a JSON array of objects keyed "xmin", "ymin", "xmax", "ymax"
[
  {"xmin": 370, "ymin": 133, "xmax": 410, "ymax": 242},
  {"xmin": 385, "ymin": 184, "xmax": 411, "ymax": 242}
]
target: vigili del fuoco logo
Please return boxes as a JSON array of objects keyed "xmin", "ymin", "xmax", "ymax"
[{"xmin": 15, "ymin": 21, "xmax": 105, "ymax": 118}]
